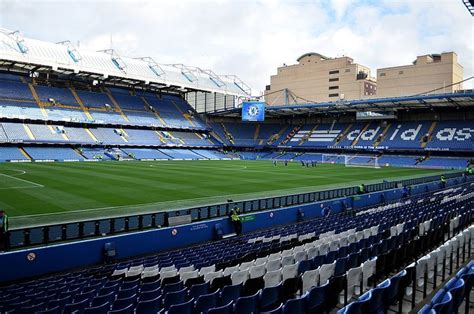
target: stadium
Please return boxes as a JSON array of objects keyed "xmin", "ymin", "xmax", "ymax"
[{"xmin": 0, "ymin": 1, "xmax": 473, "ymax": 314}]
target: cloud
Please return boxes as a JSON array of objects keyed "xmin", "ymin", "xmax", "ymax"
[{"xmin": 0, "ymin": 0, "xmax": 472, "ymax": 94}]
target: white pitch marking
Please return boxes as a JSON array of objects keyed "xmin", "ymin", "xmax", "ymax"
[
  {"xmin": 6, "ymin": 169, "xmax": 27, "ymax": 176},
  {"xmin": 0, "ymin": 173, "xmax": 44, "ymax": 188},
  {"xmin": 0, "ymin": 186, "xmax": 43, "ymax": 190}
]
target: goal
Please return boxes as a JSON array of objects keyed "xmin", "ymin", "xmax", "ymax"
[
  {"xmin": 321, "ymin": 154, "xmax": 346, "ymax": 165},
  {"xmin": 322, "ymin": 154, "xmax": 380, "ymax": 168}
]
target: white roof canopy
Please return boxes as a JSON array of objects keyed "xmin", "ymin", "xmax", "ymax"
[{"xmin": 0, "ymin": 29, "xmax": 251, "ymax": 96}]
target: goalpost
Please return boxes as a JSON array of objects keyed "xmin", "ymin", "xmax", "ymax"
[{"xmin": 321, "ymin": 154, "xmax": 380, "ymax": 169}]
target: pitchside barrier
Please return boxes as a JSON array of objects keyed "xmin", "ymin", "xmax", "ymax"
[
  {"xmin": 0, "ymin": 175, "xmax": 472, "ymax": 284},
  {"xmin": 4, "ymin": 171, "xmax": 466, "ymax": 251}
]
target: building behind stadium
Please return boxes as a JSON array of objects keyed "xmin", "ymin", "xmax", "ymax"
[{"xmin": 264, "ymin": 51, "xmax": 464, "ymax": 105}]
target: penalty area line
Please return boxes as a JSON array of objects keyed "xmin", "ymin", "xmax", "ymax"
[{"xmin": 0, "ymin": 173, "xmax": 44, "ymax": 188}]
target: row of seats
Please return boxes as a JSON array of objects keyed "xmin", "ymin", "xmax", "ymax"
[
  {"xmin": 419, "ymin": 260, "xmax": 473, "ymax": 314},
  {"xmin": 222, "ymin": 120, "xmax": 474, "ymax": 152},
  {"xmin": 1, "ymin": 183, "xmax": 472, "ymax": 313},
  {"xmin": 0, "ymin": 78, "xmax": 206, "ymax": 130},
  {"xmin": 0, "ymin": 146, "xmax": 229, "ymax": 162},
  {"xmin": 0, "ymin": 122, "xmax": 212, "ymax": 146},
  {"xmin": 338, "ymin": 217, "xmax": 473, "ymax": 314}
]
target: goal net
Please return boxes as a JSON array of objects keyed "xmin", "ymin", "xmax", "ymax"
[
  {"xmin": 322, "ymin": 154, "xmax": 380, "ymax": 168},
  {"xmin": 321, "ymin": 154, "xmax": 346, "ymax": 165}
]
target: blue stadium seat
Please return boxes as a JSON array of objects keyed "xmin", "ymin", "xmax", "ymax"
[
  {"xmin": 36, "ymin": 305, "xmax": 61, "ymax": 314},
  {"xmin": 112, "ymin": 294, "xmax": 137, "ymax": 311},
  {"xmin": 260, "ymin": 283, "xmax": 282, "ymax": 312},
  {"xmin": 431, "ymin": 291, "xmax": 453, "ymax": 314},
  {"xmin": 261, "ymin": 303, "xmax": 283, "ymax": 314},
  {"xmin": 304, "ymin": 281, "xmax": 328, "ymax": 313},
  {"xmin": 140, "ymin": 287, "xmax": 161, "ymax": 302},
  {"xmin": 163, "ymin": 288, "xmax": 187, "ymax": 309},
  {"xmin": 195, "ymin": 290, "xmax": 219, "ymax": 314},
  {"xmin": 141, "ymin": 280, "xmax": 161, "ymax": 293},
  {"xmin": 207, "ymin": 301, "xmax": 233, "ymax": 314},
  {"xmin": 92, "ymin": 291, "xmax": 115, "ymax": 307},
  {"xmin": 283, "ymin": 297, "xmax": 305, "ymax": 314},
  {"xmin": 365, "ymin": 279, "xmax": 390, "ymax": 314},
  {"xmin": 162, "ymin": 281, "xmax": 184, "ymax": 295},
  {"xmin": 233, "ymin": 291, "xmax": 259, "ymax": 314},
  {"xmin": 167, "ymin": 298, "xmax": 194, "ymax": 314},
  {"xmin": 84, "ymin": 301, "xmax": 110, "ymax": 314},
  {"xmin": 219, "ymin": 283, "xmax": 241, "ymax": 306},
  {"xmin": 117, "ymin": 285, "xmax": 139, "ymax": 299},
  {"xmin": 63, "ymin": 298, "xmax": 90, "ymax": 313},
  {"xmin": 135, "ymin": 296, "xmax": 161, "ymax": 314},
  {"xmin": 189, "ymin": 282, "xmax": 210, "ymax": 300},
  {"xmin": 382, "ymin": 270, "xmax": 405, "ymax": 310},
  {"xmin": 109, "ymin": 303, "xmax": 134, "ymax": 314}
]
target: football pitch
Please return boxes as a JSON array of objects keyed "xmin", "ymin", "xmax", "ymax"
[{"xmin": 0, "ymin": 160, "xmax": 448, "ymax": 228}]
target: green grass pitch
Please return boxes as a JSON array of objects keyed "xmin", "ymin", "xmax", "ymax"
[{"xmin": 0, "ymin": 160, "xmax": 447, "ymax": 228}]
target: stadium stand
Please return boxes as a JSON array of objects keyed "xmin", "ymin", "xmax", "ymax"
[
  {"xmin": 35, "ymin": 85, "xmax": 80, "ymax": 107},
  {"xmin": 121, "ymin": 148, "xmax": 171, "ymax": 160},
  {"xmin": 426, "ymin": 121, "xmax": 474, "ymax": 151},
  {"xmin": 1, "ymin": 27, "xmax": 474, "ymax": 314},
  {"xmin": 76, "ymin": 89, "xmax": 113, "ymax": 109},
  {"xmin": 0, "ymin": 147, "xmax": 28, "ymax": 161},
  {"xmin": 159, "ymin": 149, "xmax": 203, "ymax": 160},
  {"xmin": 0, "ymin": 80, "xmax": 34, "ymax": 101},
  {"xmin": 0, "ymin": 183, "xmax": 472, "ymax": 313},
  {"xmin": 23, "ymin": 147, "xmax": 83, "ymax": 161}
]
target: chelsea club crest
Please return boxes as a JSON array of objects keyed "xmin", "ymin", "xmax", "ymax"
[{"xmin": 247, "ymin": 105, "xmax": 260, "ymax": 117}]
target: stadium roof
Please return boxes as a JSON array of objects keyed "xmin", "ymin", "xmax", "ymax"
[
  {"xmin": 208, "ymin": 91, "xmax": 474, "ymax": 117},
  {"xmin": 0, "ymin": 29, "xmax": 251, "ymax": 97},
  {"xmin": 462, "ymin": 0, "xmax": 474, "ymax": 15}
]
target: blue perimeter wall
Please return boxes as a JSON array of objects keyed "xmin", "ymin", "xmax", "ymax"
[{"xmin": 0, "ymin": 176, "xmax": 471, "ymax": 283}]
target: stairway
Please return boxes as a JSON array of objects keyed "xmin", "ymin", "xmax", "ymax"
[
  {"xmin": 420, "ymin": 122, "xmax": 437, "ymax": 148},
  {"xmin": 141, "ymin": 96, "xmax": 167, "ymax": 125},
  {"xmin": 281, "ymin": 125, "xmax": 301, "ymax": 145},
  {"xmin": 85, "ymin": 128, "xmax": 98, "ymax": 142},
  {"xmin": 105, "ymin": 90, "xmax": 130, "ymax": 122},
  {"xmin": 23, "ymin": 124, "xmax": 35, "ymax": 140},
  {"xmin": 27, "ymin": 83, "xmax": 48, "ymax": 118},
  {"xmin": 69, "ymin": 87, "xmax": 94, "ymax": 121},
  {"xmin": 351, "ymin": 122, "xmax": 370, "ymax": 146},
  {"xmin": 299, "ymin": 125, "xmax": 318, "ymax": 146},
  {"xmin": 374, "ymin": 123, "xmax": 392, "ymax": 147},
  {"xmin": 253, "ymin": 124, "xmax": 260, "ymax": 141},
  {"xmin": 19, "ymin": 147, "xmax": 32, "ymax": 161},
  {"xmin": 335, "ymin": 124, "xmax": 353, "ymax": 145},
  {"xmin": 209, "ymin": 131, "xmax": 225, "ymax": 145},
  {"xmin": 221, "ymin": 123, "xmax": 235, "ymax": 145},
  {"xmin": 171, "ymin": 100, "xmax": 196, "ymax": 127},
  {"xmin": 73, "ymin": 148, "xmax": 87, "ymax": 159}
]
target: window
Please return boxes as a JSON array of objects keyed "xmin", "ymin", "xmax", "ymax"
[
  {"xmin": 328, "ymin": 93, "xmax": 339, "ymax": 97},
  {"xmin": 329, "ymin": 86, "xmax": 339, "ymax": 90},
  {"xmin": 380, "ymin": 73, "xmax": 386, "ymax": 77},
  {"xmin": 399, "ymin": 70, "xmax": 404, "ymax": 75},
  {"xmin": 345, "ymin": 69, "xmax": 350, "ymax": 72},
  {"xmin": 329, "ymin": 70, "xmax": 339, "ymax": 75},
  {"xmin": 329, "ymin": 78, "xmax": 339, "ymax": 82}
]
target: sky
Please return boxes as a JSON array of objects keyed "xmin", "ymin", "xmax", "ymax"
[{"xmin": 0, "ymin": 0, "xmax": 472, "ymax": 95}]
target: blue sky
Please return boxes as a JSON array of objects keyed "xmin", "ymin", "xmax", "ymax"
[{"xmin": 0, "ymin": 0, "xmax": 472, "ymax": 95}]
